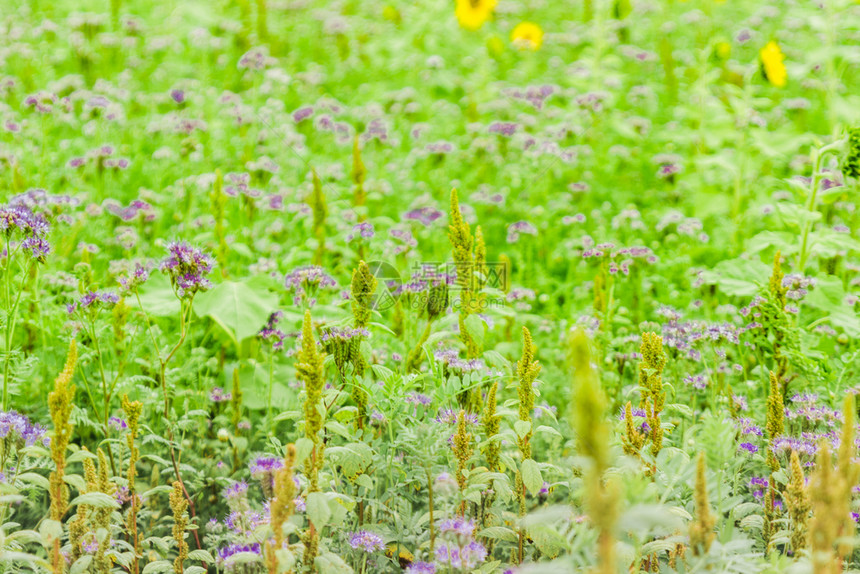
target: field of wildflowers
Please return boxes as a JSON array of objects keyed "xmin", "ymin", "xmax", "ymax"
[{"xmin": 0, "ymin": 0, "xmax": 859, "ymax": 572}]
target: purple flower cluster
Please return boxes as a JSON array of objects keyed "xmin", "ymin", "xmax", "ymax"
[
  {"xmin": 347, "ymin": 221, "xmax": 375, "ymax": 241},
  {"xmin": 435, "ymin": 541, "xmax": 488, "ymax": 571},
  {"xmin": 406, "ymin": 562, "xmax": 436, "ymax": 574},
  {"xmin": 506, "ymin": 220, "xmax": 538, "ymax": 243},
  {"xmin": 438, "ymin": 517, "xmax": 476, "ymax": 539},
  {"xmin": 0, "ymin": 410, "xmax": 48, "ymax": 448},
  {"xmin": 403, "ymin": 206, "xmax": 443, "ymax": 226},
  {"xmin": 222, "ymin": 480, "xmax": 249, "ymax": 501},
  {"xmin": 105, "ymin": 199, "xmax": 153, "ymax": 222},
  {"xmin": 348, "ymin": 530, "xmax": 385, "ymax": 553},
  {"xmin": 67, "ymin": 290, "xmax": 120, "ymax": 315},
  {"xmin": 210, "ymin": 387, "xmax": 233, "ymax": 403},
  {"xmin": 249, "ymin": 456, "xmax": 284, "ymax": 479},
  {"xmin": 433, "ymin": 347, "xmax": 487, "ymax": 373},
  {"xmin": 284, "ymin": 265, "xmax": 337, "ymax": 306},
  {"xmin": 435, "ymin": 409, "xmax": 479, "ymax": 425},
  {"xmin": 0, "ymin": 205, "xmax": 51, "ymax": 262},
  {"xmin": 405, "ymin": 392, "xmax": 433, "ymax": 406},
  {"xmin": 160, "ymin": 241, "xmax": 214, "ymax": 298},
  {"xmin": 117, "ymin": 263, "xmax": 151, "ymax": 294},
  {"xmin": 320, "ymin": 326, "xmax": 370, "ymax": 343},
  {"xmin": 258, "ymin": 311, "xmax": 285, "ymax": 351},
  {"xmin": 216, "ymin": 542, "xmax": 262, "ymax": 568},
  {"xmin": 108, "ymin": 417, "xmax": 127, "ymax": 431}
]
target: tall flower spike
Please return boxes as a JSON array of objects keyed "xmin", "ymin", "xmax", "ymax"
[
  {"xmin": 765, "ymin": 371, "xmax": 784, "ymax": 472},
  {"xmin": 94, "ymin": 449, "xmax": 116, "ymax": 573},
  {"xmin": 49, "ymin": 340, "xmax": 77, "ymax": 521},
  {"xmin": 449, "ymin": 189, "xmax": 480, "ymax": 358},
  {"xmin": 768, "ymin": 251, "xmax": 787, "ymax": 310},
  {"xmin": 352, "ymin": 136, "xmax": 366, "ymax": 209},
  {"xmin": 452, "ymin": 410, "xmax": 474, "ymax": 513},
  {"xmin": 474, "ymin": 225, "xmax": 486, "ymax": 293},
  {"xmin": 568, "ymin": 329, "xmax": 616, "ymax": 574},
  {"xmin": 622, "ymin": 401, "xmax": 645, "ymax": 456},
  {"xmin": 210, "ymin": 169, "xmax": 229, "ymax": 277},
  {"xmin": 169, "ymin": 481, "xmax": 189, "ymax": 574},
  {"xmin": 296, "ymin": 310, "xmax": 326, "ymax": 493},
  {"xmin": 310, "ymin": 169, "xmax": 328, "ymax": 265},
  {"xmin": 350, "ymin": 260, "xmax": 377, "ymax": 329},
  {"xmin": 482, "ymin": 381, "xmax": 500, "ymax": 473},
  {"xmin": 268, "ymin": 443, "xmax": 297, "ymax": 568},
  {"xmin": 516, "ymin": 327, "xmax": 540, "ymax": 460},
  {"xmin": 638, "ymin": 332, "xmax": 666, "ymax": 459},
  {"xmin": 122, "ymin": 395, "xmax": 143, "ymax": 574},
  {"xmin": 689, "ymin": 453, "xmax": 715, "ymax": 555},
  {"xmin": 844, "ymin": 126, "xmax": 860, "ymax": 179},
  {"xmin": 783, "ymin": 450, "xmax": 810, "ymax": 556}
]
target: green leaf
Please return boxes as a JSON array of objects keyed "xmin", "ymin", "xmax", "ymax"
[
  {"xmin": 39, "ymin": 519, "xmax": 63, "ymax": 545},
  {"xmin": 70, "ymin": 555, "xmax": 93, "ymax": 574},
  {"xmin": 700, "ymin": 258, "xmax": 769, "ymax": 298},
  {"xmin": 133, "ymin": 272, "xmax": 180, "ymax": 317},
  {"xmin": 521, "ymin": 458, "xmax": 542, "ymax": 497},
  {"xmin": 141, "ymin": 560, "xmax": 174, "ymax": 574},
  {"xmin": 534, "ymin": 425, "xmax": 562, "ymax": 438},
  {"xmin": 187, "ymin": 550, "xmax": 214, "ymax": 563},
  {"xmin": 513, "ymin": 420, "xmax": 531, "ymax": 439},
  {"xmin": 294, "ymin": 438, "xmax": 315, "ymax": 465},
  {"xmin": 306, "ymin": 492, "xmax": 331, "ymax": 530},
  {"xmin": 69, "ymin": 492, "xmax": 120, "ymax": 509},
  {"xmin": 193, "ymin": 277, "xmax": 279, "ymax": 343},
  {"xmin": 17, "ymin": 472, "xmax": 50, "ymax": 490},
  {"xmin": 463, "ymin": 314, "xmax": 485, "ymax": 349},
  {"xmin": 477, "ymin": 526, "xmax": 518, "ymax": 542}
]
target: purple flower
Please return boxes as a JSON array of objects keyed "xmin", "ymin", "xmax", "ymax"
[
  {"xmin": 284, "ymin": 265, "xmax": 337, "ymax": 306},
  {"xmin": 405, "ymin": 392, "xmax": 433, "ymax": 406},
  {"xmin": 439, "ymin": 517, "xmax": 476, "ymax": 538},
  {"xmin": 160, "ymin": 241, "xmax": 214, "ymax": 298},
  {"xmin": 435, "ymin": 541, "xmax": 487, "ymax": 570},
  {"xmin": 0, "ymin": 205, "xmax": 51, "ymax": 262},
  {"xmin": 222, "ymin": 481, "xmax": 249, "ymax": 501},
  {"xmin": 259, "ymin": 311, "xmax": 286, "ymax": 351},
  {"xmin": 403, "ymin": 206, "xmax": 443, "ymax": 226},
  {"xmin": 118, "ymin": 263, "xmax": 151, "ymax": 294},
  {"xmin": 170, "ymin": 89, "xmax": 185, "ymax": 104},
  {"xmin": 348, "ymin": 530, "xmax": 385, "ymax": 553},
  {"xmin": 0, "ymin": 411, "xmax": 48, "ymax": 448},
  {"xmin": 506, "ymin": 220, "xmax": 538, "ymax": 243},
  {"xmin": 320, "ymin": 327, "xmax": 369, "ymax": 343},
  {"xmin": 488, "ymin": 122, "xmax": 518, "ymax": 136},
  {"xmin": 217, "ymin": 543, "xmax": 262, "ymax": 568},
  {"xmin": 739, "ymin": 442, "xmax": 758, "ymax": 455},
  {"xmin": 406, "ymin": 562, "xmax": 436, "ymax": 574},
  {"xmin": 249, "ymin": 456, "xmax": 283, "ymax": 479},
  {"xmin": 293, "ymin": 106, "xmax": 314, "ymax": 122},
  {"xmin": 108, "ymin": 417, "xmax": 127, "ymax": 431},
  {"xmin": 347, "ymin": 222, "xmax": 375, "ymax": 241},
  {"xmin": 69, "ymin": 290, "xmax": 120, "ymax": 315},
  {"xmin": 210, "ymin": 387, "xmax": 232, "ymax": 403},
  {"xmin": 435, "ymin": 409, "xmax": 479, "ymax": 425}
]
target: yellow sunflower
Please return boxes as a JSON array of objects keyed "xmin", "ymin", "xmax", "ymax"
[
  {"xmin": 455, "ymin": 0, "xmax": 497, "ymax": 31},
  {"xmin": 760, "ymin": 41, "xmax": 787, "ymax": 87},
  {"xmin": 511, "ymin": 22, "xmax": 543, "ymax": 50}
]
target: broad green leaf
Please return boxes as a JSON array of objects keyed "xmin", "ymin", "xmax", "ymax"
[
  {"xmin": 69, "ymin": 492, "xmax": 120, "ymax": 509},
  {"xmin": 194, "ymin": 277, "xmax": 279, "ymax": 343},
  {"xmin": 521, "ymin": 458, "xmax": 542, "ymax": 497},
  {"xmin": 306, "ymin": 492, "xmax": 331, "ymax": 530},
  {"xmin": 513, "ymin": 420, "xmax": 531, "ymax": 439}
]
